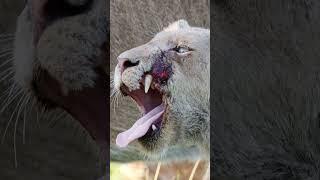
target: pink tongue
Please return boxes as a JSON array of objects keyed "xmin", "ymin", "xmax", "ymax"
[{"xmin": 116, "ymin": 104, "xmax": 164, "ymax": 148}]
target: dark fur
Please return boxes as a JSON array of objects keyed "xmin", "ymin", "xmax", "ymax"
[
  {"xmin": 0, "ymin": 0, "xmax": 105, "ymax": 179},
  {"xmin": 213, "ymin": 0, "xmax": 320, "ymax": 179}
]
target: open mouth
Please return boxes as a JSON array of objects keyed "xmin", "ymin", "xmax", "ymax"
[
  {"xmin": 26, "ymin": 0, "xmax": 108, "ymax": 147},
  {"xmin": 116, "ymin": 74, "xmax": 167, "ymax": 148},
  {"xmin": 32, "ymin": 67, "xmax": 108, "ymax": 145}
]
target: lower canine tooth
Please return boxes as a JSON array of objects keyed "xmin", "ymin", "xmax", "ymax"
[
  {"xmin": 152, "ymin": 124, "xmax": 157, "ymax": 131},
  {"xmin": 144, "ymin": 74, "xmax": 153, "ymax": 93}
]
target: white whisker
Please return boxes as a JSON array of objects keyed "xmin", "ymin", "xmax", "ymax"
[
  {"xmin": 0, "ymin": 57, "xmax": 13, "ymax": 67},
  {"xmin": 7, "ymin": 83, "xmax": 18, "ymax": 97},
  {"xmin": 36, "ymin": 107, "xmax": 46, "ymax": 128},
  {"xmin": 13, "ymin": 95, "xmax": 30, "ymax": 168},
  {"xmin": 1, "ymin": 93, "xmax": 25, "ymax": 143},
  {"xmin": 0, "ymin": 34, "xmax": 14, "ymax": 38},
  {"xmin": 0, "ymin": 36, "xmax": 14, "ymax": 41},
  {"xmin": 0, "ymin": 86, "xmax": 22, "ymax": 114},
  {"xmin": 111, "ymin": 90, "xmax": 123, "ymax": 115},
  {"xmin": 36, "ymin": 108, "xmax": 40, "ymax": 128},
  {"xmin": 24, "ymin": 97, "xmax": 36, "ymax": 144},
  {"xmin": 0, "ymin": 35, "xmax": 14, "ymax": 43},
  {"xmin": 48, "ymin": 111, "xmax": 66, "ymax": 127},
  {"xmin": 0, "ymin": 84, "xmax": 15, "ymax": 102},
  {"xmin": 0, "ymin": 67, "xmax": 13, "ymax": 76},
  {"xmin": 0, "ymin": 38, "xmax": 14, "ymax": 43},
  {"xmin": 0, "ymin": 48, "xmax": 13, "ymax": 54},
  {"xmin": 0, "ymin": 70, "xmax": 14, "ymax": 83},
  {"xmin": 112, "ymin": 96, "xmax": 117, "ymax": 114},
  {"xmin": 6, "ymin": 83, "xmax": 18, "ymax": 100},
  {"xmin": 22, "ymin": 102, "xmax": 27, "ymax": 145},
  {"xmin": 0, "ymin": 51, "xmax": 13, "ymax": 59}
]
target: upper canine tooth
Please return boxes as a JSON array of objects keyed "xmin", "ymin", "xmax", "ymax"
[{"xmin": 144, "ymin": 74, "xmax": 153, "ymax": 93}]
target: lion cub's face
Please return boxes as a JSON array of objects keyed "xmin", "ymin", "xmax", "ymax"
[
  {"xmin": 13, "ymin": 0, "xmax": 108, "ymax": 144},
  {"xmin": 113, "ymin": 20, "xmax": 210, "ymax": 156}
]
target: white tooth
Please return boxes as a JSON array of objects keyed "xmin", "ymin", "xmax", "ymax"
[
  {"xmin": 144, "ymin": 74, "xmax": 153, "ymax": 93},
  {"xmin": 152, "ymin": 124, "xmax": 157, "ymax": 131}
]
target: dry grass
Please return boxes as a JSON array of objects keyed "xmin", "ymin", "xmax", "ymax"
[{"xmin": 111, "ymin": 160, "xmax": 207, "ymax": 180}]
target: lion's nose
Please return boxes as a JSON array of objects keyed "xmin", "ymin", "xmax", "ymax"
[{"xmin": 117, "ymin": 57, "xmax": 140, "ymax": 74}]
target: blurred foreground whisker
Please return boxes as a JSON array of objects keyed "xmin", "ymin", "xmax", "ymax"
[
  {"xmin": 153, "ymin": 162, "xmax": 161, "ymax": 180},
  {"xmin": 188, "ymin": 159, "xmax": 201, "ymax": 180}
]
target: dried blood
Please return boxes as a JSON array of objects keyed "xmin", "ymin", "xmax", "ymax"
[{"xmin": 151, "ymin": 59, "xmax": 172, "ymax": 84}]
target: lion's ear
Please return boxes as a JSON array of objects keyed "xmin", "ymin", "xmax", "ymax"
[{"xmin": 164, "ymin": 19, "xmax": 190, "ymax": 31}]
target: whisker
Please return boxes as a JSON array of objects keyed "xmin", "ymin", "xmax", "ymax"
[
  {"xmin": 0, "ymin": 35, "xmax": 14, "ymax": 42},
  {"xmin": 0, "ymin": 70, "xmax": 14, "ymax": 83},
  {"xmin": 110, "ymin": 81, "xmax": 122, "ymax": 114},
  {"xmin": 46, "ymin": 109, "xmax": 61, "ymax": 122},
  {"xmin": 0, "ymin": 48, "xmax": 13, "ymax": 54},
  {"xmin": 36, "ymin": 108, "xmax": 40, "ymax": 127},
  {"xmin": 0, "ymin": 83, "xmax": 12, "ymax": 101},
  {"xmin": 0, "ymin": 86, "xmax": 22, "ymax": 113},
  {"xmin": 22, "ymin": 101, "xmax": 27, "ymax": 145},
  {"xmin": 153, "ymin": 162, "xmax": 161, "ymax": 180},
  {"xmin": 0, "ymin": 38, "xmax": 14, "ymax": 43},
  {"xmin": 111, "ymin": 91, "xmax": 123, "ymax": 115},
  {"xmin": 13, "ymin": 95, "xmax": 30, "ymax": 168},
  {"xmin": 0, "ymin": 78, "xmax": 14, "ymax": 90},
  {"xmin": 35, "ymin": 108, "xmax": 41, "ymax": 128},
  {"xmin": 24, "ymin": 97, "xmax": 36, "ymax": 144},
  {"xmin": 0, "ymin": 86, "xmax": 22, "ymax": 114},
  {"xmin": 36, "ymin": 107, "xmax": 46, "ymax": 128},
  {"xmin": 22, "ymin": 95, "xmax": 34, "ymax": 144},
  {"xmin": 48, "ymin": 111, "xmax": 66, "ymax": 128},
  {"xmin": 0, "ymin": 35, "xmax": 14, "ymax": 38},
  {"xmin": 0, "ymin": 51, "xmax": 13, "ymax": 59},
  {"xmin": 0, "ymin": 57, "xmax": 13, "ymax": 67},
  {"xmin": 0, "ymin": 34, "xmax": 14, "ymax": 38},
  {"xmin": 0, "ymin": 83, "xmax": 15, "ymax": 102},
  {"xmin": 6, "ymin": 83, "xmax": 18, "ymax": 100},
  {"xmin": 47, "ymin": 107, "xmax": 60, "ymax": 121},
  {"xmin": 0, "ymin": 67, "xmax": 13, "ymax": 76},
  {"xmin": 117, "ymin": 92, "xmax": 124, "ymax": 108},
  {"xmin": 188, "ymin": 160, "xmax": 201, "ymax": 180},
  {"xmin": 1, "ymin": 92, "xmax": 25, "ymax": 143},
  {"xmin": 112, "ymin": 96, "xmax": 117, "ymax": 114}
]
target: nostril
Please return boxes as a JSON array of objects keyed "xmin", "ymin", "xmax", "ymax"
[
  {"xmin": 118, "ymin": 58, "xmax": 139, "ymax": 73},
  {"xmin": 123, "ymin": 60, "xmax": 139, "ymax": 68}
]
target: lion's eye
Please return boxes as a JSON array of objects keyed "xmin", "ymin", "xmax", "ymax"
[{"xmin": 172, "ymin": 46, "xmax": 191, "ymax": 54}]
